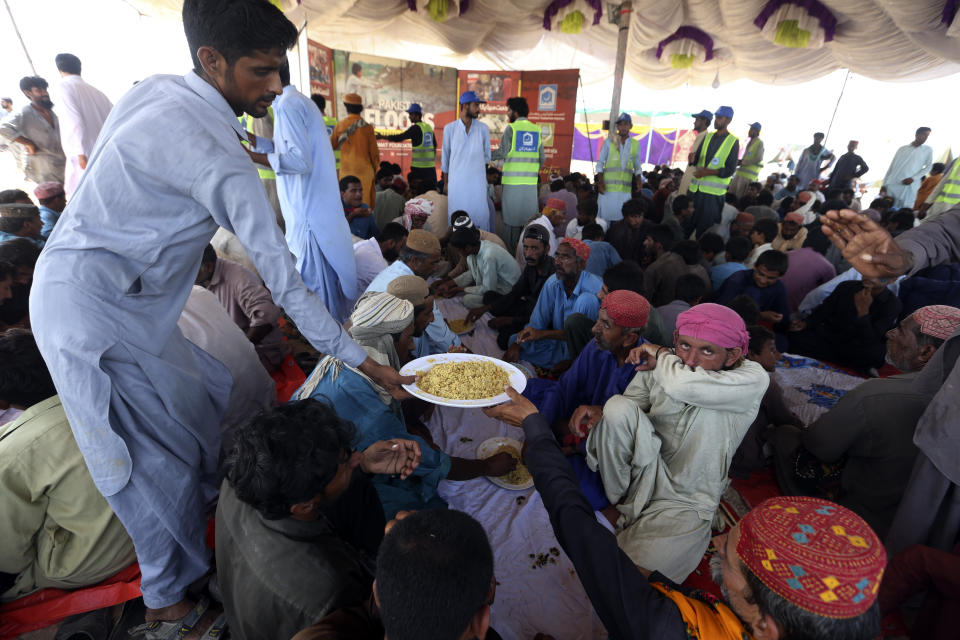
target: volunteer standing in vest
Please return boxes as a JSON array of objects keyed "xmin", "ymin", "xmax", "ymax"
[
  {"xmin": 378, "ymin": 103, "xmax": 436, "ymax": 190},
  {"xmin": 442, "ymin": 91, "xmax": 491, "ymax": 231},
  {"xmin": 311, "ymin": 93, "xmax": 340, "ymax": 173},
  {"xmin": 687, "ymin": 105, "xmax": 739, "ymax": 238},
  {"xmin": 491, "ymin": 96, "xmax": 544, "ymax": 250},
  {"xmin": 919, "ymin": 155, "xmax": 960, "ymax": 224},
  {"xmin": 677, "ymin": 109, "xmax": 711, "ymax": 195},
  {"xmin": 728, "ymin": 121, "xmax": 763, "ymax": 199},
  {"xmin": 595, "ymin": 113, "xmax": 640, "ymax": 223},
  {"xmin": 331, "ymin": 92, "xmax": 379, "ymax": 207}
]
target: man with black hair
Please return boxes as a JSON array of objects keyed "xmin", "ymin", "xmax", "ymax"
[
  {"xmin": 0, "ymin": 97, "xmax": 11, "ymax": 114},
  {"xmin": 353, "ymin": 222, "xmax": 408, "ymax": 293},
  {"xmin": 372, "ymin": 166, "xmax": 406, "ymax": 230},
  {"xmin": 491, "ymin": 96, "xmax": 544, "ymax": 249},
  {"xmin": 643, "ymin": 230, "xmax": 710, "ymax": 307},
  {"xmin": 377, "ymin": 103, "xmax": 436, "ymax": 189},
  {"xmin": 697, "ymin": 231, "xmax": 724, "ymax": 268},
  {"xmin": 0, "ymin": 238, "xmax": 39, "ymax": 328},
  {"xmin": 216, "ymin": 398, "xmax": 422, "ymax": 640},
  {"xmin": 565, "ymin": 196, "xmax": 607, "ymax": 240},
  {"xmin": 794, "ymin": 132, "xmax": 834, "ymax": 189},
  {"xmin": 662, "ymin": 193, "xmax": 693, "ymax": 241},
  {"xmin": 744, "ymin": 216, "xmax": 777, "ymax": 267},
  {"xmin": 341, "ymin": 174, "xmax": 378, "ymax": 239},
  {"xmin": 54, "ymin": 53, "xmax": 112, "ymax": 196},
  {"xmin": 729, "ymin": 122, "xmax": 763, "ymax": 200},
  {"xmin": 545, "ymin": 175, "xmax": 578, "ymax": 223},
  {"xmin": 467, "ymin": 224, "xmax": 555, "ymax": 347},
  {"xmin": 0, "ymin": 76, "xmax": 65, "ymax": 185},
  {"xmin": 0, "ymin": 203, "xmax": 44, "ymax": 248},
  {"xmin": 29, "ymin": 1, "xmax": 414, "ymax": 631},
  {"xmin": 439, "ymin": 227, "xmax": 520, "ymax": 308},
  {"xmin": 737, "ymin": 181, "xmax": 762, "ymax": 210},
  {"xmin": 0, "ymin": 328, "xmax": 136, "ymax": 600},
  {"xmin": 656, "ymin": 273, "xmax": 707, "ymax": 336},
  {"xmin": 244, "ymin": 64, "xmax": 359, "ymax": 322},
  {"xmin": 744, "ymin": 189, "xmax": 778, "ymax": 223},
  {"xmin": 331, "ymin": 93, "xmax": 379, "ymax": 207},
  {"xmin": 688, "ymin": 106, "xmax": 739, "ymax": 238},
  {"xmin": 715, "ymin": 249, "xmax": 791, "ymax": 339},
  {"xmin": 773, "ymin": 174, "xmax": 800, "ymax": 200},
  {"xmin": 606, "ymin": 196, "xmax": 653, "ymax": 265},
  {"xmin": 711, "ymin": 235, "xmax": 751, "ymax": 289},
  {"xmin": 829, "ymin": 140, "xmax": 869, "ymax": 191},
  {"xmin": 582, "ymin": 222, "xmax": 620, "ymax": 276},
  {"xmin": 442, "ymin": 92, "xmax": 491, "ymax": 231},
  {"xmin": 883, "ymin": 127, "xmax": 933, "ymax": 208}
]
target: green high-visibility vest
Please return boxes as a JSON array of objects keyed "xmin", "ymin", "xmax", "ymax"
[
  {"xmin": 502, "ymin": 118, "xmax": 542, "ymax": 186},
  {"xmin": 935, "ymin": 159, "xmax": 960, "ymax": 206},
  {"xmin": 411, "ymin": 121, "xmax": 436, "ymax": 169},
  {"xmin": 603, "ymin": 137, "xmax": 639, "ymax": 193},
  {"xmin": 734, "ymin": 137, "xmax": 763, "ymax": 181},
  {"xmin": 240, "ymin": 107, "xmax": 276, "ymax": 180},
  {"xmin": 324, "ymin": 115, "xmax": 340, "ymax": 171},
  {"xmin": 689, "ymin": 132, "xmax": 737, "ymax": 196}
]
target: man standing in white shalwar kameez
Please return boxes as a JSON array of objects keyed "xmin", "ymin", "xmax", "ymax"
[
  {"xmin": 578, "ymin": 303, "xmax": 767, "ymax": 582},
  {"xmin": 54, "ymin": 53, "xmax": 112, "ymax": 197},
  {"xmin": 441, "ymin": 91, "xmax": 491, "ymax": 231},
  {"xmin": 883, "ymin": 127, "xmax": 933, "ymax": 209},
  {"xmin": 244, "ymin": 68, "xmax": 357, "ymax": 322},
  {"xmin": 28, "ymin": 1, "xmax": 411, "ymax": 634}
]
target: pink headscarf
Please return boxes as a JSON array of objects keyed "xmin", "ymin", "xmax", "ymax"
[{"xmin": 675, "ymin": 303, "xmax": 749, "ymax": 353}]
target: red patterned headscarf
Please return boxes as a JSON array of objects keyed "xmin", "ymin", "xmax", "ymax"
[
  {"xmin": 737, "ymin": 496, "xmax": 886, "ymax": 619},
  {"xmin": 559, "ymin": 237, "xmax": 590, "ymax": 262}
]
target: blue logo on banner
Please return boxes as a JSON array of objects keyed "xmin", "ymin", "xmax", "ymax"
[
  {"xmin": 423, "ymin": 132, "xmax": 434, "ymax": 147},
  {"xmin": 517, "ymin": 131, "xmax": 540, "ymax": 152},
  {"xmin": 538, "ymin": 84, "xmax": 558, "ymax": 111}
]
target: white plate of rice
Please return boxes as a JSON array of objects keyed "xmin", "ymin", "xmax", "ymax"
[
  {"xmin": 476, "ymin": 436, "xmax": 534, "ymax": 491},
  {"xmin": 399, "ymin": 353, "xmax": 527, "ymax": 408}
]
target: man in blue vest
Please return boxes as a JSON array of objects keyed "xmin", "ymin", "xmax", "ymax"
[
  {"xmin": 379, "ymin": 103, "xmax": 437, "ymax": 190},
  {"xmin": 687, "ymin": 105, "xmax": 739, "ymax": 239},
  {"xmin": 492, "ymin": 96, "xmax": 544, "ymax": 251}
]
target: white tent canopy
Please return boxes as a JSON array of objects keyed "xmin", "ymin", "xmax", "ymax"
[{"xmin": 127, "ymin": 0, "xmax": 960, "ymax": 90}]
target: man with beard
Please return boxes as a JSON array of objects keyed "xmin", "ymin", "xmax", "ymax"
[
  {"xmin": 687, "ymin": 106, "xmax": 739, "ymax": 238},
  {"xmin": 466, "ymin": 223, "xmax": 555, "ymax": 350},
  {"xmin": 353, "ymin": 222, "xmax": 408, "ymax": 295},
  {"xmin": 28, "ymin": 1, "xmax": 412, "ymax": 633},
  {"xmin": 606, "ymin": 197, "xmax": 654, "ymax": 265},
  {"xmin": 677, "ymin": 109, "xmax": 711, "ymax": 195},
  {"xmin": 492, "ymin": 96, "xmax": 544, "ymax": 249},
  {"xmin": 729, "ymin": 122, "xmax": 764, "ymax": 200},
  {"xmin": 882, "ymin": 127, "xmax": 933, "ymax": 209},
  {"xmin": 504, "ymin": 237, "xmax": 602, "ymax": 369},
  {"xmin": 0, "ymin": 76, "xmax": 66, "ymax": 186},
  {"xmin": 771, "ymin": 210, "xmax": 807, "ymax": 252},
  {"xmin": 487, "ymin": 387, "xmax": 884, "ymax": 640},
  {"xmin": 596, "ymin": 113, "xmax": 640, "ymax": 222},
  {"xmin": 441, "ymin": 92, "xmax": 491, "ymax": 230}
]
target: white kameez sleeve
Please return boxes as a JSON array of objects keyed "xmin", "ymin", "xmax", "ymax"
[
  {"xmin": 58, "ymin": 83, "xmax": 85, "ymax": 158},
  {"xmin": 193, "ymin": 154, "xmax": 367, "ymax": 367},
  {"xmin": 653, "ymin": 355, "xmax": 769, "ymax": 413}
]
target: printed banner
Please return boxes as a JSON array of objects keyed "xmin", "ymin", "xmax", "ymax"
[
  {"xmin": 519, "ymin": 69, "xmax": 579, "ymax": 178},
  {"xmin": 458, "ymin": 71, "xmax": 523, "ymax": 152},
  {"xmin": 333, "ymin": 50, "xmax": 458, "ymax": 179},
  {"xmin": 307, "ymin": 39, "xmax": 335, "ymax": 111}
]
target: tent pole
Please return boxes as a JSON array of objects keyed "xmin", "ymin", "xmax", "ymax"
[
  {"xmin": 3, "ymin": 0, "xmax": 35, "ymax": 75},
  {"xmin": 644, "ymin": 112, "xmax": 654, "ymax": 166},
  {"xmin": 578, "ymin": 73, "xmax": 596, "ymax": 177},
  {"xmin": 607, "ymin": 2, "xmax": 633, "ymax": 134},
  {"xmin": 823, "ymin": 69, "xmax": 851, "ymax": 149}
]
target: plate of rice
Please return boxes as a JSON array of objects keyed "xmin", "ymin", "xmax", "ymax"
[
  {"xmin": 445, "ymin": 318, "xmax": 475, "ymax": 335},
  {"xmin": 476, "ymin": 437, "xmax": 533, "ymax": 490},
  {"xmin": 399, "ymin": 353, "xmax": 527, "ymax": 408}
]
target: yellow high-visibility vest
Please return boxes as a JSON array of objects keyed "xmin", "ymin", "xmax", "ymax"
[
  {"xmin": 603, "ymin": 137, "xmax": 639, "ymax": 194},
  {"xmin": 689, "ymin": 132, "xmax": 737, "ymax": 196},
  {"xmin": 935, "ymin": 159, "xmax": 960, "ymax": 206},
  {"xmin": 240, "ymin": 107, "xmax": 275, "ymax": 180},
  {"xmin": 411, "ymin": 122, "xmax": 435, "ymax": 169},
  {"xmin": 324, "ymin": 115, "xmax": 340, "ymax": 171},
  {"xmin": 502, "ymin": 118, "xmax": 542, "ymax": 187}
]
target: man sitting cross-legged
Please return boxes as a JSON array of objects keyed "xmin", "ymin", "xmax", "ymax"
[
  {"xmin": 774, "ymin": 304, "xmax": 960, "ymax": 537},
  {"xmin": 0, "ymin": 328, "xmax": 136, "ymax": 600},
  {"xmin": 435, "ymin": 227, "xmax": 521, "ymax": 309},
  {"xmin": 216, "ymin": 398, "xmax": 421, "ymax": 640},
  {"xmin": 485, "ymin": 388, "xmax": 885, "ymax": 640},
  {"xmin": 574, "ymin": 303, "xmax": 768, "ymax": 582},
  {"xmin": 503, "ymin": 237, "xmax": 602, "ymax": 370},
  {"xmin": 291, "ymin": 291, "xmax": 515, "ymax": 518}
]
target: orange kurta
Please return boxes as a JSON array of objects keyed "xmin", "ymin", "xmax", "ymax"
[{"xmin": 331, "ymin": 114, "xmax": 379, "ymax": 207}]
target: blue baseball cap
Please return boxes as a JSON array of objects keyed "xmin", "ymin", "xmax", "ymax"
[
  {"xmin": 459, "ymin": 91, "xmax": 486, "ymax": 105},
  {"xmin": 407, "ymin": 103, "xmax": 422, "ymax": 114},
  {"xmin": 693, "ymin": 109, "xmax": 712, "ymax": 120},
  {"xmin": 615, "ymin": 112, "xmax": 632, "ymax": 124},
  {"xmin": 715, "ymin": 105, "xmax": 734, "ymax": 118},
  {"xmin": 750, "ymin": 122, "xmax": 762, "ymax": 130}
]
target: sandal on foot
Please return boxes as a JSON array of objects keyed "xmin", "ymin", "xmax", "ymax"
[
  {"xmin": 199, "ymin": 613, "xmax": 227, "ymax": 640},
  {"xmin": 127, "ymin": 597, "xmax": 211, "ymax": 640}
]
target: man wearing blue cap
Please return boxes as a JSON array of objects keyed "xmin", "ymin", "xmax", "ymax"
[
  {"xmin": 687, "ymin": 106, "xmax": 739, "ymax": 238},
  {"xmin": 729, "ymin": 122, "xmax": 764, "ymax": 199},
  {"xmin": 492, "ymin": 96, "xmax": 545, "ymax": 250},
  {"xmin": 678, "ymin": 109, "xmax": 712, "ymax": 195},
  {"xmin": 596, "ymin": 113, "xmax": 640, "ymax": 222},
  {"xmin": 378, "ymin": 102, "xmax": 437, "ymax": 189},
  {"xmin": 442, "ymin": 91, "xmax": 491, "ymax": 231}
]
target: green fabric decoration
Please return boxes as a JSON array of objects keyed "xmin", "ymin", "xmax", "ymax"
[
  {"xmin": 774, "ymin": 19, "xmax": 811, "ymax": 48},
  {"xmin": 670, "ymin": 53, "xmax": 696, "ymax": 69},
  {"xmin": 559, "ymin": 9, "xmax": 585, "ymax": 34},
  {"xmin": 427, "ymin": 0, "xmax": 450, "ymax": 22}
]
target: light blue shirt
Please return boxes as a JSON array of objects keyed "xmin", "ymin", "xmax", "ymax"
[
  {"xmin": 595, "ymin": 136, "xmax": 642, "ymax": 174},
  {"xmin": 0, "ymin": 230, "xmax": 43, "ymax": 247},
  {"xmin": 37, "ymin": 204, "xmax": 60, "ymax": 240},
  {"xmin": 583, "ymin": 239, "xmax": 621, "ymax": 276},
  {"xmin": 710, "ymin": 261, "xmax": 749, "ymax": 290},
  {"xmin": 30, "ymin": 72, "xmax": 367, "ymax": 494},
  {"xmin": 265, "ymin": 84, "xmax": 357, "ymax": 322},
  {"xmin": 455, "ymin": 240, "xmax": 522, "ymax": 294},
  {"xmin": 441, "ymin": 117, "xmax": 491, "ymax": 230},
  {"xmin": 365, "ymin": 259, "xmax": 461, "ymax": 358}
]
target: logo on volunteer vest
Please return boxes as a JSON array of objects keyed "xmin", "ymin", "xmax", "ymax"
[
  {"xmin": 423, "ymin": 132, "xmax": 434, "ymax": 147},
  {"xmin": 538, "ymin": 84, "xmax": 557, "ymax": 112},
  {"xmin": 517, "ymin": 131, "xmax": 540, "ymax": 153},
  {"xmin": 326, "ymin": 124, "xmax": 334, "ymax": 136}
]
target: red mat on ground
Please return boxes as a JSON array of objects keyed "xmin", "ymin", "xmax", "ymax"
[
  {"xmin": 0, "ymin": 564, "xmax": 141, "ymax": 638},
  {"xmin": 270, "ymin": 353, "xmax": 306, "ymax": 403}
]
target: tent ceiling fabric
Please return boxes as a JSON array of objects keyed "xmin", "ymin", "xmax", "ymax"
[{"xmin": 127, "ymin": 0, "xmax": 960, "ymax": 87}]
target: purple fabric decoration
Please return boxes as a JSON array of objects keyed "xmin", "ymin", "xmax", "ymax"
[
  {"xmin": 542, "ymin": 0, "xmax": 603, "ymax": 31},
  {"xmin": 754, "ymin": 0, "xmax": 837, "ymax": 42},
  {"xmin": 655, "ymin": 26, "xmax": 715, "ymax": 62},
  {"xmin": 944, "ymin": 0, "xmax": 959, "ymax": 25},
  {"xmin": 407, "ymin": 0, "xmax": 417, "ymax": 10}
]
